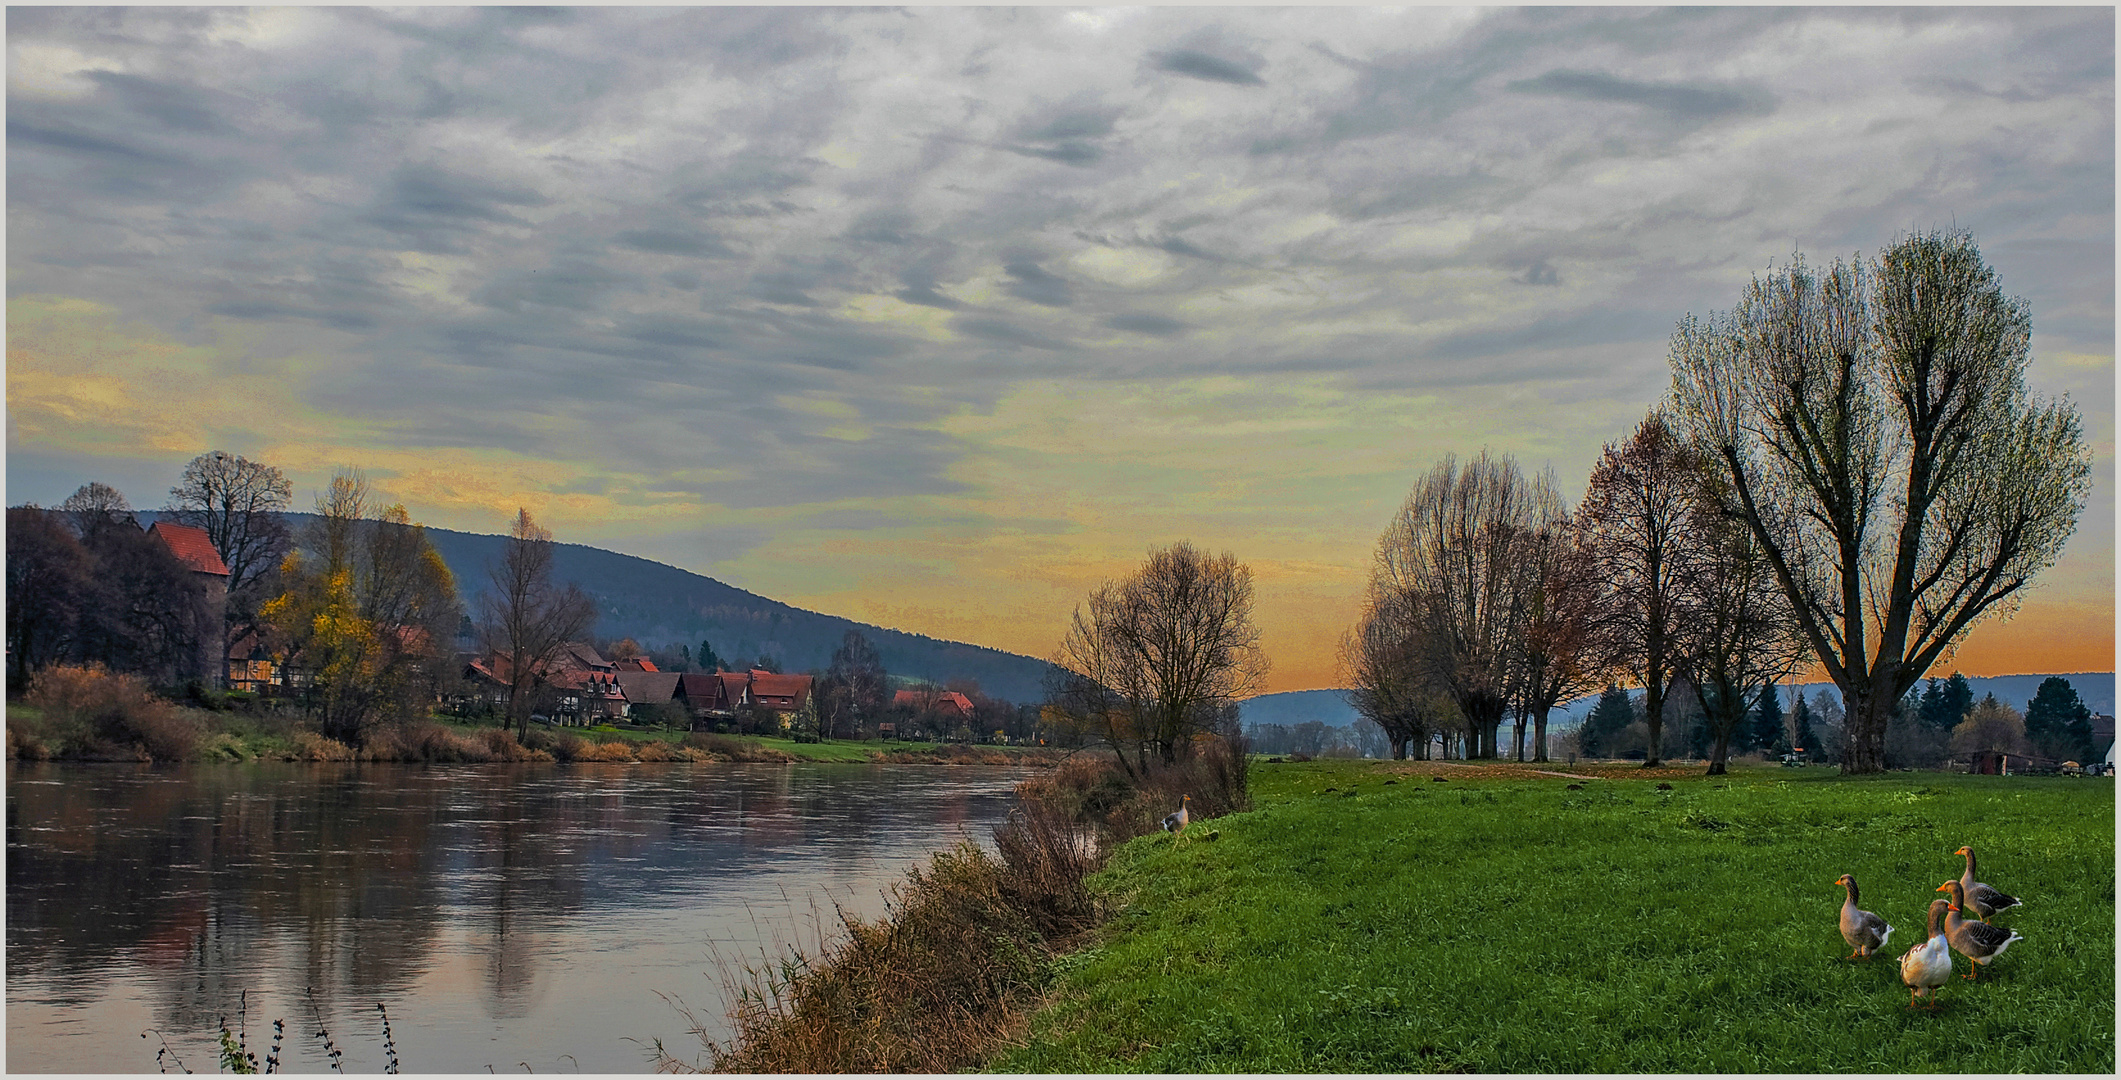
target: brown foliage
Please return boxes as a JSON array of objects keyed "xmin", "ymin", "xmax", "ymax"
[{"xmin": 22, "ymin": 663, "xmax": 201, "ymax": 761}]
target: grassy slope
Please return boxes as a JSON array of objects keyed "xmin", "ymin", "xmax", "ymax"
[{"xmin": 998, "ymin": 761, "xmax": 2115, "ymax": 1073}]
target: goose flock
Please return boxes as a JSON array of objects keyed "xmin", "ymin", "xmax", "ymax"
[{"xmin": 1838, "ymin": 846, "xmax": 2024, "ymax": 1008}]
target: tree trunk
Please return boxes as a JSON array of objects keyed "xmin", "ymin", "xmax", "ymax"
[
  {"xmin": 1706, "ymin": 724, "xmax": 1733, "ymax": 776},
  {"xmin": 1391, "ymin": 737, "xmax": 1408, "ymax": 760},
  {"xmin": 1642, "ymin": 681, "xmax": 1665, "ymax": 768},
  {"xmin": 1511, "ymin": 714, "xmax": 1528, "ymax": 761},
  {"xmin": 1532, "ymin": 706, "xmax": 1550, "ymax": 763},
  {"xmin": 1842, "ymin": 685, "xmax": 1891, "ymax": 774}
]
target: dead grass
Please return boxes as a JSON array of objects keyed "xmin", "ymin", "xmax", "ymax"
[
  {"xmin": 662, "ymin": 736, "xmax": 1248, "ymax": 1073},
  {"xmin": 659, "ymin": 763, "xmax": 1114, "ymax": 1073}
]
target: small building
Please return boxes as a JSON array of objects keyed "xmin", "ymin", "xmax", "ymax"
[
  {"xmin": 147, "ymin": 521, "xmax": 230, "ymax": 687},
  {"xmin": 894, "ymin": 689, "xmax": 974, "ymax": 719}
]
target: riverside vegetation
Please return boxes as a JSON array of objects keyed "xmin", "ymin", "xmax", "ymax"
[
  {"xmin": 673, "ymin": 752, "xmax": 2110, "ymax": 1073},
  {"xmin": 4, "ymin": 664, "xmax": 1054, "ymax": 767}
]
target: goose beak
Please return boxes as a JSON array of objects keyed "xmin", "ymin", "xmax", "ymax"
[
  {"xmin": 1953, "ymin": 847, "xmax": 1969, "ymax": 855},
  {"xmin": 1934, "ymin": 883, "xmax": 1951, "ymax": 893}
]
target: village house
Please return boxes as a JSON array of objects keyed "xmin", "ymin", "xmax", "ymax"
[
  {"xmin": 894, "ymin": 688, "xmax": 974, "ymax": 720},
  {"xmin": 147, "ymin": 521, "xmax": 229, "ymax": 687},
  {"xmin": 674, "ymin": 669, "xmax": 814, "ymax": 731}
]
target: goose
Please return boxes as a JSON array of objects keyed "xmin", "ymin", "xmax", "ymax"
[
  {"xmin": 1899, "ymin": 899, "xmax": 1953, "ymax": 1008},
  {"xmin": 1953, "ymin": 846, "xmax": 2020, "ymax": 919},
  {"xmin": 1161, "ymin": 795, "xmax": 1191, "ymax": 835},
  {"xmin": 1936, "ymin": 881, "xmax": 2022, "ymax": 979},
  {"xmin": 1835, "ymin": 874, "xmax": 1893, "ymax": 959}
]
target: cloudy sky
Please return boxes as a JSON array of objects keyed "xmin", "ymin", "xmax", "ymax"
[{"xmin": 8, "ymin": 6, "xmax": 2113, "ymax": 691}]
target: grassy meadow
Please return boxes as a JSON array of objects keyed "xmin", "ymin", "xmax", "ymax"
[{"xmin": 996, "ymin": 760, "xmax": 2115, "ymax": 1073}]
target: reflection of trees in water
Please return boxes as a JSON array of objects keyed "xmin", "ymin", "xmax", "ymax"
[{"xmin": 8, "ymin": 760, "xmax": 1021, "ymax": 1055}]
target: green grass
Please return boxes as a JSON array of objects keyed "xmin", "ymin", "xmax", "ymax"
[
  {"xmin": 431, "ymin": 716, "xmax": 965, "ymax": 762},
  {"xmin": 996, "ymin": 761, "xmax": 2115, "ymax": 1073}
]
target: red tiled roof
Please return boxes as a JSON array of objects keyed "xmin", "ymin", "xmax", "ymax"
[
  {"xmin": 894, "ymin": 689, "xmax": 973, "ymax": 716},
  {"xmin": 614, "ymin": 657, "xmax": 659, "ymax": 672},
  {"xmin": 148, "ymin": 522, "xmax": 229, "ymax": 576}
]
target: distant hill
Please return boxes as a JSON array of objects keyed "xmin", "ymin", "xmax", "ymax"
[
  {"xmin": 1238, "ymin": 689, "xmax": 1361, "ymax": 729},
  {"xmin": 1246, "ymin": 673, "xmax": 2115, "ymax": 732},
  {"xmin": 244, "ymin": 513, "xmax": 1062, "ymax": 704}
]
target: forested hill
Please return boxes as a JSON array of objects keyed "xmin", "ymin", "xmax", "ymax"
[{"xmin": 272, "ymin": 514, "xmax": 1060, "ymax": 703}]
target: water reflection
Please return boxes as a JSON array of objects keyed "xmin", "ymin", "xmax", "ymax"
[{"xmin": 6, "ymin": 760, "xmax": 1023, "ymax": 1073}]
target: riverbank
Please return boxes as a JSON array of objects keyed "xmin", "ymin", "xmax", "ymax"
[
  {"xmin": 5, "ymin": 700, "xmax": 1059, "ymax": 767},
  {"xmin": 993, "ymin": 759, "xmax": 2114, "ymax": 1072}
]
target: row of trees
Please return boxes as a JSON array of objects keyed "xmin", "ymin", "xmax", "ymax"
[
  {"xmin": 1341, "ymin": 230, "xmax": 2090, "ymax": 776},
  {"xmin": 6, "ymin": 452, "xmax": 297, "ymax": 692}
]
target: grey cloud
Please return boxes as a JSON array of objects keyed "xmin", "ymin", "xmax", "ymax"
[
  {"xmin": 1008, "ymin": 142, "xmax": 1104, "ymax": 167},
  {"xmin": 475, "ymin": 259, "xmax": 633, "ymax": 313},
  {"xmin": 955, "ymin": 316, "xmax": 1069, "ymax": 351},
  {"xmin": 85, "ymin": 71, "xmax": 247, "ymax": 135},
  {"xmin": 1154, "ymin": 48, "xmax": 1266, "ymax": 87},
  {"xmin": 1505, "ymin": 69, "xmax": 1775, "ymax": 123},
  {"xmin": 1108, "ymin": 313, "xmax": 1189, "ymax": 337},
  {"xmin": 617, "ymin": 229, "xmax": 734, "ymax": 258},
  {"xmin": 1330, "ymin": 172, "xmax": 1506, "ymax": 221},
  {"xmin": 1003, "ymin": 261, "xmax": 1072, "ymax": 307},
  {"xmin": 896, "ymin": 285, "xmax": 967, "ymax": 311},
  {"xmin": 1155, "ymin": 236, "xmax": 1225, "ymax": 263},
  {"xmin": 1517, "ymin": 260, "xmax": 1562, "ymax": 287}
]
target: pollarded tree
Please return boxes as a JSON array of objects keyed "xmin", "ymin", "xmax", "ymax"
[
  {"xmin": 1372, "ymin": 451, "xmax": 1557, "ymax": 759},
  {"xmin": 1340, "ymin": 584, "xmax": 1457, "ymax": 760},
  {"xmin": 1576, "ymin": 413, "xmax": 1706, "ymax": 768},
  {"xmin": 1669, "ymin": 230, "xmax": 2092, "ymax": 774}
]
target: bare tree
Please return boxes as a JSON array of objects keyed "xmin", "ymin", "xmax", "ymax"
[
  {"xmin": 479, "ymin": 508, "xmax": 598, "ymax": 740},
  {"xmin": 1668, "ymin": 230, "xmax": 2091, "ymax": 773},
  {"xmin": 1372, "ymin": 452, "xmax": 1552, "ymax": 759},
  {"xmin": 821, "ymin": 630, "xmax": 888, "ymax": 739},
  {"xmin": 1682, "ymin": 501, "xmax": 1807, "ymax": 775},
  {"xmin": 1340, "ymin": 584, "xmax": 1462, "ymax": 760},
  {"xmin": 59, "ymin": 481, "xmax": 134, "ymax": 538},
  {"xmin": 1512, "ymin": 511, "xmax": 1605, "ymax": 763},
  {"xmin": 1049, "ymin": 541, "xmax": 1267, "ymax": 773},
  {"xmin": 167, "ymin": 450, "xmax": 292, "ymax": 597},
  {"xmin": 1576, "ymin": 413, "xmax": 1707, "ymax": 768}
]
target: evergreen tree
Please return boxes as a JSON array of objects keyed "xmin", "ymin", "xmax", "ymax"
[
  {"xmin": 1790, "ymin": 693, "xmax": 1819, "ymax": 759},
  {"xmin": 2025, "ymin": 676, "xmax": 2094, "ymax": 762},
  {"xmin": 1922, "ymin": 672, "xmax": 1974, "ymax": 730},
  {"xmin": 697, "ymin": 639, "xmax": 723, "ymax": 672},
  {"xmin": 1749, "ymin": 681, "xmax": 1783, "ymax": 755},
  {"xmin": 1579, "ymin": 684, "xmax": 1633, "ymax": 758}
]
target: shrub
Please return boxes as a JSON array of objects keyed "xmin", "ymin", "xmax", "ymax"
[
  {"xmin": 23, "ymin": 664, "xmax": 201, "ymax": 761},
  {"xmin": 574, "ymin": 740, "xmax": 637, "ymax": 762},
  {"xmin": 291, "ymin": 731, "xmax": 355, "ymax": 761}
]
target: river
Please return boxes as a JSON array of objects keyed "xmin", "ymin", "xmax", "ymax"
[{"xmin": 4, "ymin": 760, "xmax": 1027, "ymax": 1073}]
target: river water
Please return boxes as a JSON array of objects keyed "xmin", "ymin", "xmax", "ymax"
[{"xmin": 4, "ymin": 760, "xmax": 1026, "ymax": 1074}]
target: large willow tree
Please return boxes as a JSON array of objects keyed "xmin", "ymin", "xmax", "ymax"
[{"xmin": 1667, "ymin": 230, "xmax": 2090, "ymax": 774}]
